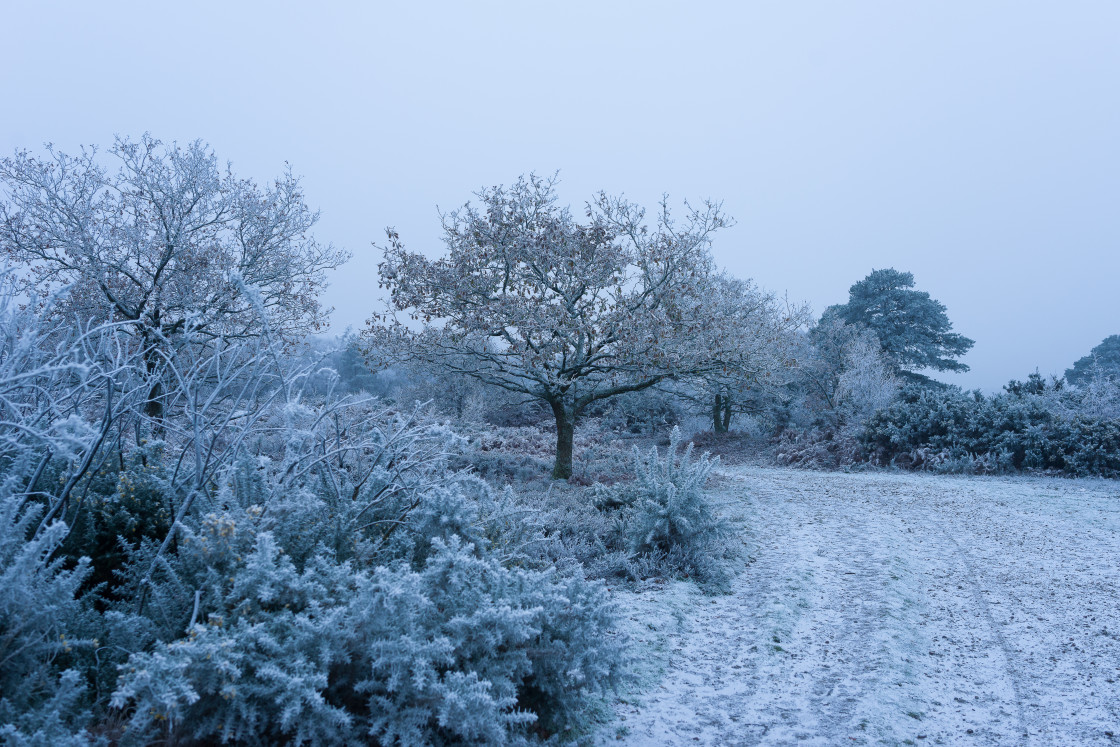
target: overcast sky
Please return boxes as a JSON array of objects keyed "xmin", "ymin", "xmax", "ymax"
[{"xmin": 3, "ymin": 1, "xmax": 1118, "ymax": 391}]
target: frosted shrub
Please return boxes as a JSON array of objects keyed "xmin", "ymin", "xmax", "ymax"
[
  {"xmin": 112, "ymin": 504, "xmax": 626, "ymax": 744},
  {"xmin": 0, "ymin": 380, "xmax": 627, "ymax": 743},
  {"xmin": 108, "ymin": 409, "xmax": 627, "ymax": 745},
  {"xmin": 0, "ymin": 270, "xmax": 627, "ymax": 743},
  {"xmin": 0, "ymin": 495, "xmax": 97, "ymax": 744},
  {"xmin": 111, "ymin": 532, "xmax": 356, "ymax": 744},
  {"xmin": 616, "ymin": 427, "xmax": 732, "ymax": 585},
  {"xmin": 862, "ymin": 380, "xmax": 1120, "ymax": 477},
  {"xmin": 353, "ymin": 536, "xmax": 624, "ymax": 744},
  {"xmin": 0, "ymin": 670, "xmax": 99, "ymax": 747}
]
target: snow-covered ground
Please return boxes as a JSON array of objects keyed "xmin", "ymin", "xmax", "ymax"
[{"xmin": 599, "ymin": 467, "xmax": 1120, "ymax": 745}]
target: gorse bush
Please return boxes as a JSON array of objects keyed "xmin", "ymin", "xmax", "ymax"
[
  {"xmin": 3, "ymin": 399, "xmax": 628, "ymax": 745},
  {"xmin": 625, "ymin": 427, "xmax": 723, "ymax": 555},
  {"xmin": 105, "ymin": 407, "xmax": 627, "ymax": 746},
  {"xmin": 773, "ymin": 357, "xmax": 1120, "ymax": 477},
  {"xmin": 862, "ymin": 379, "xmax": 1120, "ymax": 477},
  {"xmin": 112, "ymin": 523, "xmax": 625, "ymax": 745},
  {"xmin": 0, "ymin": 274, "xmax": 627, "ymax": 744},
  {"xmin": 0, "ymin": 496, "xmax": 98, "ymax": 746},
  {"xmin": 591, "ymin": 427, "xmax": 733, "ymax": 586}
]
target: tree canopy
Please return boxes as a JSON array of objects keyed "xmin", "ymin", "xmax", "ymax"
[
  {"xmin": 674, "ymin": 273, "xmax": 807, "ymax": 432},
  {"xmin": 822, "ymin": 268, "xmax": 973, "ymax": 374},
  {"xmin": 1, "ymin": 135, "xmax": 348, "ymax": 419},
  {"xmin": 366, "ymin": 174, "xmax": 731, "ymax": 478},
  {"xmin": 0, "ymin": 135, "xmax": 348, "ymax": 344},
  {"xmin": 1065, "ymin": 334, "xmax": 1120, "ymax": 385}
]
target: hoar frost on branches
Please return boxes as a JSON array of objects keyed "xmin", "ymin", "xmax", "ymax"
[
  {"xmin": 0, "ymin": 135, "xmax": 349, "ymax": 420},
  {"xmin": 366, "ymin": 174, "xmax": 732, "ymax": 479},
  {"xmin": 0, "ymin": 222, "xmax": 627, "ymax": 742},
  {"xmin": 0, "ymin": 285, "xmax": 628, "ymax": 743},
  {"xmin": 672, "ymin": 273, "xmax": 808, "ymax": 433}
]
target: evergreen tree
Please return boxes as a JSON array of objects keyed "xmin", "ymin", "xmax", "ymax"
[
  {"xmin": 1065, "ymin": 334, "xmax": 1120, "ymax": 385},
  {"xmin": 823, "ymin": 268, "xmax": 973, "ymax": 374}
]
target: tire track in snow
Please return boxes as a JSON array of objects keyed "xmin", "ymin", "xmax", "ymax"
[{"xmin": 931, "ymin": 523, "xmax": 1029, "ymax": 743}]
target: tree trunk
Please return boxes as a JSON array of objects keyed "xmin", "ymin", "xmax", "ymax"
[
  {"xmin": 550, "ymin": 401, "xmax": 575, "ymax": 480},
  {"xmin": 143, "ymin": 345, "xmax": 165, "ymax": 424},
  {"xmin": 712, "ymin": 392, "xmax": 728, "ymax": 433},
  {"xmin": 722, "ymin": 396, "xmax": 733, "ymax": 432}
]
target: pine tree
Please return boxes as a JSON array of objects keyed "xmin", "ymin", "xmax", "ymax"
[
  {"xmin": 1065, "ymin": 334, "xmax": 1120, "ymax": 385},
  {"xmin": 823, "ymin": 268, "xmax": 973, "ymax": 374}
]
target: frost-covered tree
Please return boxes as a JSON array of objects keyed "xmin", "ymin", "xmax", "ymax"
[
  {"xmin": 367, "ymin": 174, "xmax": 729, "ymax": 479},
  {"xmin": 1065, "ymin": 334, "xmax": 1120, "ymax": 385},
  {"xmin": 790, "ymin": 315, "xmax": 897, "ymax": 429},
  {"xmin": 834, "ymin": 332, "xmax": 899, "ymax": 430},
  {"xmin": 675, "ymin": 274, "xmax": 807, "ymax": 432},
  {"xmin": 823, "ymin": 268, "xmax": 973, "ymax": 375},
  {"xmin": 0, "ymin": 200, "xmax": 628, "ymax": 741},
  {"xmin": 0, "ymin": 135, "xmax": 349, "ymax": 419}
]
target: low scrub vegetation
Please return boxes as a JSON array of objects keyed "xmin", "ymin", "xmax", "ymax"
[
  {"xmin": 0, "ymin": 329, "xmax": 629, "ymax": 744},
  {"xmin": 862, "ymin": 378, "xmax": 1120, "ymax": 476},
  {"xmin": 772, "ymin": 374, "xmax": 1120, "ymax": 477},
  {"xmin": 608, "ymin": 428, "xmax": 732, "ymax": 585}
]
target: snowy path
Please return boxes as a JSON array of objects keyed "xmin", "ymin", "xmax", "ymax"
[{"xmin": 600, "ymin": 468, "xmax": 1120, "ymax": 746}]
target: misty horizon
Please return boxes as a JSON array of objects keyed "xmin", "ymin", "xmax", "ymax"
[{"xmin": 4, "ymin": 2, "xmax": 1118, "ymax": 392}]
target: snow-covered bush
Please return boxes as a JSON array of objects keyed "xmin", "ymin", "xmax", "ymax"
[
  {"xmin": 0, "ymin": 299, "xmax": 628, "ymax": 745},
  {"xmin": 57, "ymin": 390, "xmax": 622, "ymax": 745},
  {"xmin": 479, "ymin": 428, "xmax": 736, "ymax": 588},
  {"xmin": 862, "ymin": 379, "xmax": 1120, "ymax": 477},
  {"xmin": 605, "ymin": 428, "xmax": 732, "ymax": 585},
  {"xmin": 0, "ymin": 670, "xmax": 100, "ymax": 747},
  {"xmin": 492, "ymin": 481, "xmax": 629, "ymax": 581},
  {"xmin": 624, "ymin": 428, "xmax": 720, "ymax": 549},
  {"xmin": 111, "ymin": 477, "xmax": 627, "ymax": 745},
  {"xmin": 0, "ymin": 495, "xmax": 98, "ymax": 744}
]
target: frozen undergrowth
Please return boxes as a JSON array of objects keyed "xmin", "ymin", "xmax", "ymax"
[{"xmin": 598, "ymin": 467, "xmax": 1120, "ymax": 746}]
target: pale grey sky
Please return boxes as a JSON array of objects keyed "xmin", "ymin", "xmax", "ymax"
[{"xmin": 3, "ymin": 1, "xmax": 1118, "ymax": 391}]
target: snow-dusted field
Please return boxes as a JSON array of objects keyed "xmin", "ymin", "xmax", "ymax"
[{"xmin": 600, "ymin": 467, "xmax": 1120, "ymax": 746}]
